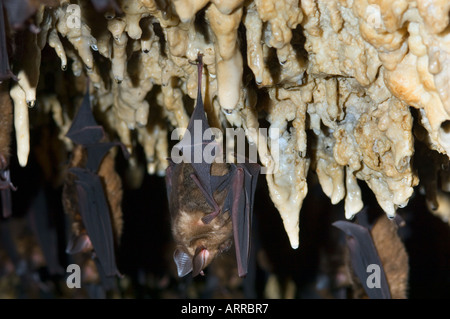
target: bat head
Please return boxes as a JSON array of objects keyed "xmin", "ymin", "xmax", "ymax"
[{"xmin": 171, "ymin": 203, "xmax": 233, "ymax": 278}]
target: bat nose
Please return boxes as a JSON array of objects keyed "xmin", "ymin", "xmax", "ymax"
[{"xmin": 192, "ymin": 246, "xmax": 209, "ymax": 277}]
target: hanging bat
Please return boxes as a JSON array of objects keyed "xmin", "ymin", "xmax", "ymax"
[
  {"xmin": 2, "ymin": 0, "xmax": 58, "ymax": 30},
  {"xmin": 0, "ymin": 0, "xmax": 14, "ymax": 82},
  {"xmin": 27, "ymin": 187, "xmax": 64, "ymax": 276},
  {"xmin": 166, "ymin": 54, "xmax": 260, "ymax": 278},
  {"xmin": 0, "ymin": 154, "xmax": 16, "ymax": 218},
  {"xmin": 0, "ymin": 82, "xmax": 16, "ymax": 218},
  {"xmin": 64, "ymin": 83, "xmax": 128, "ymax": 278},
  {"xmin": 333, "ymin": 210, "xmax": 392, "ymax": 299}
]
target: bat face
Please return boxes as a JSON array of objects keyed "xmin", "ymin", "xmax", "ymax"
[{"xmin": 170, "ymin": 161, "xmax": 233, "ymax": 277}]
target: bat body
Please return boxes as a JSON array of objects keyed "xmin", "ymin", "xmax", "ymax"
[
  {"xmin": 333, "ymin": 209, "xmax": 409, "ymax": 299},
  {"xmin": 333, "ymin": 219, "xmax": 391, "ymax": 299},
  {"xmin": 0, "ymin": 154, "xmax": 15, "ymax": 218},
  {"xmin": 27, "ymin": 187, "xmax": 64, "ymax": 276},
  {"xmin": 169, "ymin": 160, "xmax": 234, "ymax": 277},
  {"xmin": 0, "ymin": 0, "xmax": 14, "ymax": 82},
  {"xmin": 0, "ymin": 82, "xmax": 15, "ymax": 218},
  {"xmin": 63, "ymin": 83, "xmax": 127, "ymax": 280},
  {"xmin": 166, "ymin": 54, "xmax": 260, "ymax": 278}
]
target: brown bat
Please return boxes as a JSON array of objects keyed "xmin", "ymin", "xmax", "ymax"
[
  {"xmin": 166, "ymin": 54, "xmax": 260, "ymax": 278},
  {"xmin": 63, "ymin": 82, "xmax": 128, "ymax": 282},
  {"xmin": 0, "ymin": 81, "xmax": 16, "ymax": 218},
  {"xmin": 0, "ymin": 0, "xmax": 15, "ymax": 82},
  {"xmin": 169, "ymin": 159, "xmax": 234, "ymax": 278},
  {"xmin": 333, "ymin": 208, "xmax": 409, "ymax": 299}
]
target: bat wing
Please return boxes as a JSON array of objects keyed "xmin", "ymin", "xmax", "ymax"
[
  {"xmin": 27, "ymin": 188, "xmax": 64, "ymax": 276},
  {"xmin": 0, "ymin": 219, "xmax": 21, "ymax": 268},
  {"xmin": 222, "ymin": 163, "xmax": 260, "ymax": 278},
  {"xmin": 2, "ymin": 0, "xmax": 36, "ymax": 30},
  {"xmin": 0, "ymin": 1, "xmax": 17, "ymax": 81},
  {"xmin": 66, "ymin": 85, "xmax": 105, "ymax": 145},
  {"xmin": 174, "ymin": 53, "xmax": 217, "ymax": 199},
  {"xmin": 333, "ymin": 220, "xmax": 391, "ymax": 299},
  {"xmin": 165, "ymin": 159, "xmax": 177, "ymax": 215},
  {"xmin": 0, "ymin": 188, "xmax": 12, "ymax": 218},
  {"xmin": 0, "ymin": 168, "xmax": 16, "ymax": 218},
  {"xmin": 85, "ymin": 142, "xmax": 116, "ymax": 173},
  {"xmin": 68, "ymin": 84, "xmax": 129, "ymax": 172},
  {"xmin": 70, "ymin": 167, "xmax": 119, "ymax": 278}
]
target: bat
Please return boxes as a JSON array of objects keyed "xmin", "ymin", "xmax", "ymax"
[
  {"xmin": 64, "ymin": 83, "xmax": 128, "ymax": 278},
  {"xmin": 0, "ymin": 1, "xmax": 17, "ymax": 82},
  {"xmin": 0, "ymin": 83, "xmax": 15, "ymax": 218},
  {"xmin": 2, "ymin": 0, "xmax": 59, "ymax": 30},
  {"xmin": 27, "ymin": 187, "xmax": 64, "ymax": 276},
  {"xmin": 333, "ymin": 211, "xmax": 392, "ymax": 299},
  {"xmin": 0, "ymin": 218, "xmax": 22, "ymax": 270},
  {"xmin": 0, "ymin": 156, "xmax": 16, "ymax": 218},
  {"xmin": 166, "ymin": 53, "xmax": 260, "ymax": 278}
]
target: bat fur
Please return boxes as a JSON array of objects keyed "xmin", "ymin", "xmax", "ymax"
[
  {"xmin": 170, "ymin": 161, "xmax": 234, "ymax": 274},
  {"xmin": 0, "ymin": 82, "xmax": 12, "ymax": 161},
  {"xmin": 62, "ymin": 144, "xmax": 124, "ymax": 250}
]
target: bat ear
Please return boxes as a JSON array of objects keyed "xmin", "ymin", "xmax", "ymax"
[
  {"xmin": 173, "ymin": 249, "xmax": 193, "ymax": 277},
  {"xmin": 66, "ymin": 233, "xmax": 93, "ymax": 254},
  {"xmin": 192, "ymin": 246, "xmax": 209, "ymax": 277}
]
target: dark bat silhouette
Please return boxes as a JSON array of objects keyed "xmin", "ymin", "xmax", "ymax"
[
  {"xmin": 65, "ymin": 83, "xmax": 128, "ymax": 278},
  {"xmin": 333, "ymin": 214, "xmax": 392, "ymax": 299},
  {"xmin": 0, "ymin": 161, "xmax": 16, "ymax": 218},
  {"xmin": 0, "ymin": 82, "xmax": 15, "ymax": 218},
  {"xmin": 27, "ymin": 187, "xmax": 64, "ymax": 276},
  {"xmin": 2, "ymin": 0, "xmax": 59, "ymax": 29},
  {"xmin": 166, "ymin": 54, "xmax": 260, "ymax": 278},
  {"xmin": 0, "ymin": 0, "xmax": 16, "ymax": 82}
]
